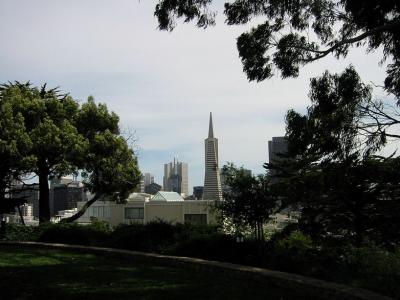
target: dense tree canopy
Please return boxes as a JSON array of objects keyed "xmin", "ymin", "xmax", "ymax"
[
  {"xmin": 267, "ymin": 68, "xmax": 400, "ymax": 246},
  {"xmin": 155, "ymin": 0, "xmax": 400, "ymax": 96},
  {"xmin": 0, "ymin": 83, "xmax": 141, "ymax": 223},
  {"xmin": 0, "ymin": 84, "xmax": 34, "ymax": 215}
]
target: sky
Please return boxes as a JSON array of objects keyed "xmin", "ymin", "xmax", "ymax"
[{"xmin": 0, "ymin": 0, "xmax": 394, "ymax": 192}]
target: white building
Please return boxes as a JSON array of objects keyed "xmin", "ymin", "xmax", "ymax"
[{"xmin": 77, "ymin": 191, "xmax": 216, "ymax": 226}]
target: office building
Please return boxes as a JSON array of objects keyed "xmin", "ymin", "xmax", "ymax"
[
  {"xmin": 11, "ymin": 183, "xmax": 40, "ymax": 219},
  {"xmin": 50, "ymin": 177, "xmax": 87, "ymax": 216},
  {"xmin": 163, "ymin": 158, "xmax": 189, "ymax": 197},
  {"xmin": 268, "ymin": 136, "xmax": 288, "ymax": 164},
  {"xmin": 143, "ymin": 173, "xmax": 154, "ymax": 187},
  {"xmin": 203, "ymin": 112, "xmax": 222, "ymax": 200},
  {"xmin": 268, "ymin": 136, "xmax": 289, "ymax": 178}
]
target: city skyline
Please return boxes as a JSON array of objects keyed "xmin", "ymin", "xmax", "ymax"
[{"xmin": 0, "ymin": 0, "xmax": 392, "ymax": 192}]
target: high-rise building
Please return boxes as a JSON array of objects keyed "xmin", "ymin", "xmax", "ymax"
[
  {"xmin": 50, "ymin": 177, "xmax": 87, "ymax": 216},
  {"xmin": 268, "ymin": 136, "xmax": 288, "ymax": 164},
  {"xmin": 143, "ymin": 173, "xmax": 154, "ymax": 187},
  {"xmin": 163, "ymin": 158, "xmax": 189, "ymax": 197},
  {"xmin": 268, "ymin": 136, "xmax": 288, "ymax": 178},
  {"xmin": 203, "ymin": 112, "xmax": 222, "ymax": 200}
]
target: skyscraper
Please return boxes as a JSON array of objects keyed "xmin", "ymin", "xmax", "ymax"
[
  {"xmin": 268, "ymin": 136, "xmax": 288, "ymax": 179},
  {"xmin": 163, "ymin": 158, "xmax": 189, "ymax": 197},
  {"xmin": 203, "ymin": 112, "xmax": 222, "ymax": 200},
  {"xmin": 268, "ymin": 136, "xmax": 288, "ymax": 164},
  {"xmin": 143, "ymin": 173, "xmax": 154, "ymax": 187}
]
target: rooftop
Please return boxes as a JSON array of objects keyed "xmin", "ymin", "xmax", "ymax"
[{"xmin": 151, "ymin": 191, "xmax": 184, "ymax": 201}]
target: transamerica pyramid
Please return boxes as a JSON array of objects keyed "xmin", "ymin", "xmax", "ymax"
[{"xmin": 203, "ymin": 112, "xmax": 222, "ymax": 200}]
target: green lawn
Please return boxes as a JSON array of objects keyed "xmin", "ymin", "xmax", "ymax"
[{"xmin": 0, "ymin": 246, "xmax": 309, "ymax": 300}]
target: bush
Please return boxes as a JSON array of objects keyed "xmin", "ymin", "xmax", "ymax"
[
  {"xmin": 3, "ymin": 223, "xmax": 42, "ymax": 241},
  {"xmin": 38, "ymin": 222, "xmax": 110, "ymax": 246},
  {"xmin": 266, "ymin": 231, "xmax": 317, "ymax": 275},
  {"xmin": 343, "ymin": 246, "xmax": 400, "ymax": 298},
  {"xmin": 167, "ymin": 233, "xmax": 239, "ymax": 262},
  {"xmin": 109, "ymin": 220, "xmax": 176, "ymax": 252}
]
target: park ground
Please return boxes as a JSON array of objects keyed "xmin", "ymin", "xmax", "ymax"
[{"xmin": 0, "ymin": 246, "xmax": 306, "ymax": 300}]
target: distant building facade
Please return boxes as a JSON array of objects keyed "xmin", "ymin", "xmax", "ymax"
[
  {"xmin": 268, "ymin": 136, "xmax": 288, "ymax": 164},
  {"xmin": 50, "ymin": 177, "xmax": 87, "ymax": 216},
  {"xmin": 77, "ymin": 192, "xmax": 216, "ymax": 226},
  {"xmin": 143, "ymin": 173, "xmax": 154, "ymax": 187},
  {"xmin": 11, "ymin": 183, "xmax": 40, "ymax": 219},
  {"xmin": 268, "ymin": 136, "xmax": 289, "ymax": 178},
  {"xmin": 163, "ymin": 159, "xmax": 189, "ymax": 197},
  {"xmin": 203, "ymin": 112, "xmax": 222, "ymax": 200}
]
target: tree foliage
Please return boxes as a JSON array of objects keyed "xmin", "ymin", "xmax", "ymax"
[
  {"xmin": 155, "ymin": 0, "xmax": 400, "ymax": 96},
  {"xmin": 267, "ymin": 68, "xmax": 400, "ymax": 246},
  {"xmin": 0, "ymin": 84, "xmax": 34, "ymax": 215},
  {"xmin": 218, "ymin": 163, "xmax": 278, "ymax": 240}
]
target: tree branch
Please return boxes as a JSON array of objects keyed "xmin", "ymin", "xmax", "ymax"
[
  {"xmin": 60, "ymin": 193, "xmax": 102, "ymax": 223},
  {"xmin": 300, "ymin": 20, "xmax": 400, "ymax": 62}
]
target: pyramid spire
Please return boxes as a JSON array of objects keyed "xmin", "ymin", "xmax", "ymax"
[{"xmin": 208, "ymin": 112, "xmax": 214, "ymax": 138}]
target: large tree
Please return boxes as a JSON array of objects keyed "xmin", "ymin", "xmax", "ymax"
[
  {"xmin": 62, "ymin": 99, "xmax": 141, "ymax": 223},
  {"xmin": 0, "ymin": 83, "xmax": 141, "ymax": 223},
  {"xmin": 155, "ymin": 0, "xmax": 400, "ymax": 97}
]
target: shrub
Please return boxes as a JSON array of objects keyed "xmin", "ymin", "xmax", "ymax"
[
  {"xmin": 38, "ymin": 222, "xmax": 110, "ymax": 246},
  {"xmin": 266, "ymin": 231, "xmax": 319, "ymax": 276},
  {"xmin": 109, "ymin": 220, "xmax": 176, "ymax": 252},
  {"xmin": 343, "ymin": 246, "xmax": 400, "ymax": 298},
  {"xmin": 167, "ymin": 233, "xmax": 239, "ymax": 262},
  {"xmin": 3, "ymin": 223, "xmax": 42, "ymax": 241}
]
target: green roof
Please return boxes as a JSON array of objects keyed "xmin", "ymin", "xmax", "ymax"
[{"xmin": 151, "ymin": 191, "xmax": 184, "ymax": 201}]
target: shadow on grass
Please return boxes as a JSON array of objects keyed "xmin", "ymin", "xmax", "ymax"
[{"xmin": 0, "ymin": 246, "xmax": 308, "ymax": 300}]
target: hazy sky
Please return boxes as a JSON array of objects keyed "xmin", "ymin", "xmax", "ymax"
[{"xmin": 0, "ymin": 0, "xmax": 392, "ymax": 192}]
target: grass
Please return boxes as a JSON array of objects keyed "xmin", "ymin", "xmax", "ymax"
[{"xmin": 0, "ymin": 246, "xmax": 310, "ymax": 300}]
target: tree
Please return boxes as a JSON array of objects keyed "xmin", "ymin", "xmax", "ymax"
[
  {"xmin": 0, "ymin": 83, "xmax": 141, "ymax": 223},
  {"xmin": 61, "ymin": 130, "xmax": 140, "ymax": 223},
  {"xmin": 0, "ymin": 86, "xmax": 35, "ymax": 223},
  {"xmin": 267, "ymin": 68, "xmax": 400, "ymax": 246},
  {"xmin": 155, "ymin": 0, "xmax": 400, "ymax": 96},
  {"xmin": 218, "ymin": 163, "xmax": 278, "ymax": 241}
]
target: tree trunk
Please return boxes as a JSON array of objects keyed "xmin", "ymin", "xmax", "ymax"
[
  {"xmin": 38, "ymin": 166, "xmax": 50, "ymax": 223},
  {"xmin": 259, "ymin": 222, "xmax": 265, "ymax": 242},
  {"xmin": 60, "ymin": 193, "xmax": 102, "ymax": 223},
  {"xmin": 17, "ymin": 205, "xmax": 25, "ymax": 226},
  {"xmin": 0, "ymin": 214, "xmax": 5, "ymax": 239}
]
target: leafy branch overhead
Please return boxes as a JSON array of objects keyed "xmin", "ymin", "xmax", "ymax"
[{"xmin": 155, "ymin": 0, "xmax": 400, "ymax": 95}]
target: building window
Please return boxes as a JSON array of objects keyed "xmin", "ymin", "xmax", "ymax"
[
  {"xmin": 125, "ymin": 207, "xmax": 144, "ymax": 219},
  {"xmin": 184, "ymin": 214, "xmax": 207, "ymax": 225},
  {"xmin": 86, "ymin": 206, "xmax": 110, "ymax": 218}
]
